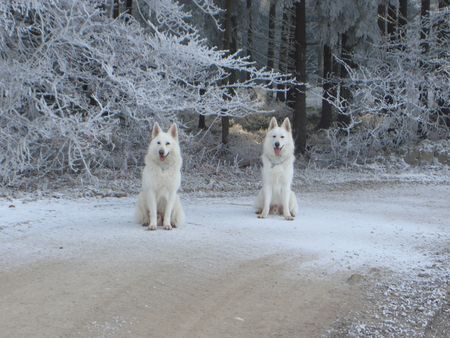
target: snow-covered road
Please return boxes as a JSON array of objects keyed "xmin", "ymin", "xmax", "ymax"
[{"xmin": 1, "ymin": 183, "xmax": 449, "ymax": 337}]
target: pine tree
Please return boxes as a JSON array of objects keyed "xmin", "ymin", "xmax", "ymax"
[{"xmin": 313, "ymin": 0, "xmax": 380, "ymax": 131}]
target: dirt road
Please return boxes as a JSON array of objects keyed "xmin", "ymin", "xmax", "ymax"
[{"xmin": 1, "ymin": 184, "xmax": 449, "ymax": 337}]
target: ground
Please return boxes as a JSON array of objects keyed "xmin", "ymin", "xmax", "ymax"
[{"xmin": 1, "ymin": 183, "xmax": 449, "ymax": 337}]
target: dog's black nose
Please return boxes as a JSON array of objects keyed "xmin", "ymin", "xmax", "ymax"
[
  {"xmin": 274, "ymin": 142, "xmax": 280, "ymax": 148},
  {"xmin": 159, "ymin": 150, "xmax": 165, "ymax": 156}
]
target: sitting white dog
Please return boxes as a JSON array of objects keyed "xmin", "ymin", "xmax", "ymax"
[
  {"xmin": 255, "ymin": 117, "xmax": 298, "ymax": 220},
  {"xmin": 136, "ymin": 122, "xmax": 185, "ymax": 230}
]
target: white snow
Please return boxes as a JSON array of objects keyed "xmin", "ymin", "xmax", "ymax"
[{"xmin": 1, "ymin": 183, "xmax": 449, "ymax": 275}]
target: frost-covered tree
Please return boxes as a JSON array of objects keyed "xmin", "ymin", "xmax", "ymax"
[
  {"xmin": 0, "ymin": 0, "xmax": 295, "ymax": 186},
  {"xmin": 311, "ymin": 7, "xmax": 449, "ymax": 164},
  {"xmin": 312, "ymin": 0, "xmax": 381, "ymax": 130}
]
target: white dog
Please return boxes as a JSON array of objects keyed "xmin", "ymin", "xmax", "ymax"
[
  {"xmin": 255, "ymin": 117, "xmax": 298, "ymax": 220},
  {"xmin": 136, "ymin": 122, "xmax": 185, "ymax": 230}
]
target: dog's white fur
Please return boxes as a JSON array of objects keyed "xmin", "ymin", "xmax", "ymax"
[
  {"xmin": 255, "ymin": 117, "xmax": 298, "ymax": 220},
  {"xmin": 136, "ymin": 122, "xmax": 185, "ymax": 230}
]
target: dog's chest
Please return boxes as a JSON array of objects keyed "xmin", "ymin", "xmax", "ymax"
[
  {"xmin": 267, "ymin": 165, "xmax": 286, "ymax": 183},
  {"xmin": 262, "ymin": 157, "xmax": 292, "ymax": 185},
  {"xmin": 144, "ymin": 165, "xmax": 180, "ymax": 190}
]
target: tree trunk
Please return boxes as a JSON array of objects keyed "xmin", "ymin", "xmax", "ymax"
[
  {"xmin": 267, "ymin": 1, "xmax": 276, "ymax": 70},
  {"xmin": 318, "ymin": 44, "xmax": 333, "ymax": 130},
  {"xmin": 198, "ymin": 88, "xmax": 207, "ymax": 130},
  {"xmin": 437, "ymin": 0, "xmax": 449, "ymax": 125},
  {"xmin": 286, "ymin": 7, "xmax": 296, "ymax": 106},
  {"xmin": 221, "ymin": 0, "xmax": 236, "ymax": 145},
  {"xmin": 415, "ymin": 0, "xmax": 430, "ymax": 138},
  {"xmin": 378, "ymin": 4, "xmax": 386, "ymax": 35},
  {"xmin": 290, "ymin": 1, "xmax": 306, "ymax": 154},
  {"xmin": 198, "ymin": 115, "xmax": 206, "ymax": 129},
  {"xmin": 421, "ymin": 0, "xmax": 430, "ymax": 52},
  {"xmin": 419, "ymin": 0, "xmax": 430, "ymax": 108},
  {"xmin": 336, "ymin": 33, "xmax": 352, "ymax": 128},
  {"xmin": 387, "ymin": 3, "xmax": 396, "ymax": 40},
  {"xmin": 246, "ymin": 0, "xmax": 253, "ymax": 74},
  {"xmin": 277, "ymin": 4, "xmax": 289, "ymax": 102},
  {"xmin": 329, "ymin": 47, "xmax": 341, "ymax": 122},
  {"xmin": 399, "ymin": 0, "xmax": 407, "ymax": 26},
  {"xmin": 387, "ymin": 3, "xmax": 397, "ymax": 105},
  {"xmin": 398, "ymin": 0, "xmax": 407, "ymax": 43},
  {"xmin": 396, "ymin": 0, "xmax": 408, "ymax": 115},
  {"xmin": 378, "ymin": 3, "xmax": 399, "ymax": 109},
  {"xmin": 126, "ymin": 0, "xmax": 133, "ymax": 14},
  {"xmin": 112, "ymin": 0, "xmax": 120, "ymax": 18}
]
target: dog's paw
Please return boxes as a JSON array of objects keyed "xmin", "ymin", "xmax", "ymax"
[
  {"xmin": 257, "ymin": 213, "xmax": 266, "ymax": 219},
  {"xmin": 284, "ymin": 215, "xmax": 294, "ymax": 221},
  {"xmin": 163, "ymin": 224, "xmax": 173, "ymax": 230},
  {"xmin": 148, "ymin": 224, "xmax": 157, "ymax": 231}
]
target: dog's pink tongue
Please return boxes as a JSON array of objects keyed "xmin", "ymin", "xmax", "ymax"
[
  {"xmin": 274, "ymin": 148, "xmax": 282, "ymax": 156},
  {"xmin": 159, "ymin": 155, "xmax": 166, "ymax": 161}
]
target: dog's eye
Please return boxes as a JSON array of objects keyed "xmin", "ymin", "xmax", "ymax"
[
  {"xmin": 272, "ymin": 135, "xmax": 276, "ymax": 138},
  {"xmin": 166, "ymin": 142, "xmax": 170, "ymax": 146},
  {"xmin": 157, "ymin": 141, "xmax": 161, "ymax": 145},
  {"xmin": 281, "ymin": 136, "xmax": 285, "ymax": 139}
]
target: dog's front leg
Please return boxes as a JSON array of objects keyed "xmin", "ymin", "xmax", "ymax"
[
  {"xmin": 147, "ymin": 194, "xmax": 158, "ymax": 230},
  {"xmin": 163, "ymin": 193, "xmax": 176, "ymax": 230},
  {"xmin": 282, "ymin": 186, "xmax": 294, "ymax": 220},
  {"xmin": 258, "ymin": 186, "xmax": 272, "ymax": 219}
]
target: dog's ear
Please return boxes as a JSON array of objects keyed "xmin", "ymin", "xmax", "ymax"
[
  {"xmin": 152, "ymin": 122, "xmax": 161, "ymax": 138},
  {"xmin": 169, "ymin": 123, "xmax": 178, "ymax": 139},
  {"xmin": 281, "ymin": 117, "xmax": 291, "ymax": 133},
  {"xmin": 268, "ymin": 117, "xmax": 278, "ymax": 130}
]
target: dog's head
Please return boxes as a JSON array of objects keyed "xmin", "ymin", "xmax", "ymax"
[
  {"xmin": 149, "ymin": 122, "xmax": 179, "ymax": 162},
  {"xmin": 264, "ymin": 117, "xmax": 294, "ymax": 157}
]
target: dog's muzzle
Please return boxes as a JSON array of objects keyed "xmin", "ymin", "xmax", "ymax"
[
  {"xmin": 159, "ymin": 150, "xmax": 168, "ymax": 161},
  {"xmin": 274, "ymin": 143, "xmax": 283, "ymax": 157}
]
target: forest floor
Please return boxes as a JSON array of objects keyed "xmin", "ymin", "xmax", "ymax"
[{"xmin": 1, "ymin": 181, "xmax": 449, "ymax": 337}]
